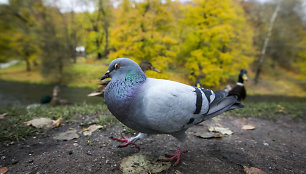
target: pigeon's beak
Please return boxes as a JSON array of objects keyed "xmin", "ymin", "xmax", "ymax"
[
  {"xmin": 242, "ymin": 74, "xmax": 248, "ymax": 81},
  {"xmin": 152, "ymin": 67, "xmax": 160, "ymax": 73},
  {"xmin": 100, "ymin": 70, "xmax": 110, "ymax": 81}
]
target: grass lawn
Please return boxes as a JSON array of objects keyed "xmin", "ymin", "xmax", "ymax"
[{"xmin": 0, "ymin": 101, "xmax": 305, "ymax": 144}]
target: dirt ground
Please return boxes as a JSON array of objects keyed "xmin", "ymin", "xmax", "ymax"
[{"xmin": 1, "ymin": 114, "xmax": 305, "ymax": 174}]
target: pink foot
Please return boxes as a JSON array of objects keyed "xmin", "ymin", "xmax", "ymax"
[
  {"xmin": 110, "ymin": 136, "xmax": 140, "ymax": 149},
  {"xmin": 162, "ymin": 147, "xmax": 187, "ymax": 166}
]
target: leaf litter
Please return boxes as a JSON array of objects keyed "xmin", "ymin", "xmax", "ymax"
[
  {"xmin": 80, "ymin": 124, "xmax": 103, "ymax": 136},
  {"xmin": 243, "ymin": 165, "xmax": 267, "ymax": 174},
  {"xmin": 208, "ymin": 126, "xmax": 233, "ymax": 135},
  {"xmin": 0, "ymin": 113, "xmax": 7, "ymax": 119},
  {"xmin": 53, "ymin": 130, "xmax": 79, "ymax": 141},
  {"xmin": 120, "ymin": 153, "xmax": 171, "ymax": 174},
  {"xmin": 0, "ymin": 167, "xmax": 8, "ymax": 174},
  {"xmin": 189, "ymin": 132, "xmax": 223, "ymax": 139},
  {"xmin": 241, "ymin": 124, "xmax": 256, "ymax": 130},
  {"xmin": 25, "ymin": 117, "xmax": 62, "ymax": 129}
]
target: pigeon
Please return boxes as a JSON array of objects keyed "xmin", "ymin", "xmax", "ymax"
[
  {"xmin": 225, "ymin": 69, "xmax": 248, "ymax": 101},
  {"xmin": 88, "ymin": 60, "xmax": 160, "ymax": 97},
  {"xmin": 100, "ymin": 58, "xmax": 243, "ymax": 165}
]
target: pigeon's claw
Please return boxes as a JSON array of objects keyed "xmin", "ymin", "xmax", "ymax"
[
  {"xmin": 162, "ymin": 147, "xmax": 187, "ymax": 166},
  {"xmin": 118, "ymin": 142, "xmax": 140, "ymax": 149},
  {"xmin": 110, "ymin": 136, "xmax": 140, "ymax": 149}
]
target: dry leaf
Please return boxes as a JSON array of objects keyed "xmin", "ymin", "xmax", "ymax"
[
  {"xmin": 243, "ymin": 165, "xmax": 267, "ymax": 174},
  {"xmin": 189, "ymin": 132, "xmax": 223, "ymax": 139},
  {"xmin": 25, "ymin": 118, "xmax": 53, "ymax": 129},
  {"xmin": 242, "ymin": 124, "xmax": 255, "ymax": 130},
  {"xmin": 120, "ymin": 153, "xmax": 171, "ymax": 174},
  {"xmin": 0, "ymin": 167, "xmax": 8, "ymax": 174},
  {"xmin": 208, "ymin": 126, "xmax": 233, "ymax": 135},
  {"xmin": 52, "ymin": 117, "xmax": 62, "ymax": 127},
  {"xmin": 53, "ymin": 130, "xmax": 79, "ymax": 141},
  {"xmin": 276, "ymin": 104, "xmax": 285, "ymax": 113},
  {"xmin": 0, "ymin": 113, "xmax": 7, "ymax": 119},
  {"xmin": 82, "ymin": 125, "xmax": 103, "ymax": 136}
]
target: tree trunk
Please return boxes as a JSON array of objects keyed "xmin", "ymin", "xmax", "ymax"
[
  {"xmin": 254, "ymin": 1, "xmax": 281, "ymax": 84},
  {"xmin": 101, "ymin": 23, "xmax": 109, "ymax": 58},
  {"xmin": 25, "ymin": 59, "xmax": 31, "ymax": 72}
]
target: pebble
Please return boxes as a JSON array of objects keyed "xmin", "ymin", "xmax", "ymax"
[
  {"xmin": 86, "ymin": 151, "xmax": 92, "ymax": 156},
  {"xmin": 11, "ymin": 159, "xmax": 19, "ymax": 165},
  {"xmin": 68, "ymin": 150, "xmax": 73, "ymax": 155}
]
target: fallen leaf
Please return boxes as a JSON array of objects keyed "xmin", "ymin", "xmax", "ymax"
[
  {"xmin": 175, "ymin": 170, "xmax": 183, "ymax": 174},
  {"xmin": 53, "ymin": 130, "xmax": 79, "ymax": 141},
  {"xmin": 25, "ymin": 118, "xmax": 53, "ymax": 129},
  {"xmin": 242, "ymin": 124, "xmax": 255, "ymax": 130},
  {"xmin": 208, "ymin": 126, "xmax": 233, "ymax": 135},
  {"xmin": 189, "ymin": 132, "xmax": 223, "ymax": 139},
  {"xmin": 0, "ymin": 167, "xmax": 8, "ymax": 174},
  {"xmin": 0, "ymin": 113, "xmax": 7, "ymax": 119},
  {"xmin": 243, "ymin": 165, "xmax": 267, "ymax": 174},
  {"xmin": 52, "ymin": 117, "xmax": 63, "ymax": 127},
  {"xmin": 120, "ymin": 153, "xmax": 171, "ymax": 174},
  {"xmin": 82, "ymin": 124, "xmax": 103, "ymax": 136},
  {"xmin": 276, "ymin": 104, "xmax": 285, "ymax": 113}
]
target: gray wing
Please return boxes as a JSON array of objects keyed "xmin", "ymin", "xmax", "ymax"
[
  {"xmin": 128, "ymin": 80, "xmax": 242, "ymax": 134},
  {"xmin": 129, "ymin": 78, "xmax": 210, "ymax": 134}
]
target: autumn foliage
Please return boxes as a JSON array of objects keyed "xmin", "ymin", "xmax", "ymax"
[{"xmin": 0, "ymin": 0, "xmax": 305, "ymax": 87}]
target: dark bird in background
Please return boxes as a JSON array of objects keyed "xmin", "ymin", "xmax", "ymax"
[
  {"xmin": 39, "ymin": 86, "xmax": 71, "ymax": 106},
  {"xmin": 88, "ymin": 60, "xmax": 160, "ymax": 97},
  {"xmin": 195, "ymin": 79, "xmax": 201, "ymax": 87},
  {"xmin": 225, "ymin": 69, "xmax": 248, "ymax": 101},
  {"xmin": 100, "ymin": 58, "xmax": 244, "ymax": 165},
  {"xmin": 139, "ymin": 60, "xmax": 160, "ymax": 73},
  {"xmin": 49, "ymin": 86, "xmax": 71, "ymax": 106}
]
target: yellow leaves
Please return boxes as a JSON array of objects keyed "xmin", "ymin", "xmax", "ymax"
[
  {"xmin": 179, "ymin": 0, "xmax": 255, "ymax": 87},
  {"xmin": 110, "ymin": 0, "xmax": 178, "ymax": 68}
]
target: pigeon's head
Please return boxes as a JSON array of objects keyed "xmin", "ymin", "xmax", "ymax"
[{"xmin": 100, "ymin": 58, "xmax": 143, "ymax": 80}]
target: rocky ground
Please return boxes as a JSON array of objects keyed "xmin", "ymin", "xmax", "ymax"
[{"xmin": 1, "ymin": 114, "xmax": 305, "ymax": 174}]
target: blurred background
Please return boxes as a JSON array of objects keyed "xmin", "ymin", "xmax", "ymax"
[{"xmin": 0, "ymin": 0, "xmax": 305, "ymax": 106}]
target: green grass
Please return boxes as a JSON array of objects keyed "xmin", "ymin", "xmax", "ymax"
[
  {"xmin": 96, "ymin": 115, "xmax": 118, "ymax": 130},
  {"xmin": 0, "ymin": 104, "xmax": 113, "ymax": 143},
  {"xmin": 230, "ymin": 102, "xmax": 306, "ymax": 121},
  {"xmin": 0, "ymin": 60, "xmax": 108, "ymax": 89},
  {"xmin": 1, "ymin": 101, "xmax": 305, "ymax": 144}
]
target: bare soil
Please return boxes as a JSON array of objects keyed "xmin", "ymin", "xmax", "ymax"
[{"xmin": 1, "ymin": 115, "xmax": 305, "ymax": 174}]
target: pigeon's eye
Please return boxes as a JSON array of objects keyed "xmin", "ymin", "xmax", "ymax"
[{"xmin": 114, "ymin": 64, "xmax": 120, "ymax": 70}]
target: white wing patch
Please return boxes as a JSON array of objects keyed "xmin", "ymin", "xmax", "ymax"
[{"xmin": 209, "ymin": 90, "xmax": 215, "ymax": 104}]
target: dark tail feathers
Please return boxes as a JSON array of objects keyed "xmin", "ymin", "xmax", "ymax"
[{"xmin": 203, "ymin": 95, "xmax": 243, "ymax": 121}]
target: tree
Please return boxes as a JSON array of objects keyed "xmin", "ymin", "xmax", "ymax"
[
  {"xmin": 0, "ymin": 0, "xmax": 39, "ymax": 71},
  {"xmin": 244, "ymin": 0, "xmax": 306, "ymax": 82},
  {"xmin": 110, "ymin": 0, "xmax": 179, "ymax": 71},
  {"xmin": 83, "ymin": 0, "xmax": 113, "ymax": 59},
  {"xmin": 32, "ymin": 0, "xmax": 74, "ymax": 83},
  {"xmin": 178, "ymin": 0, "xmax": 254, "ymax": 87},
  {"xmin": 254, "ymin": 1, "xmax": 280, "ymax": 84}
]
